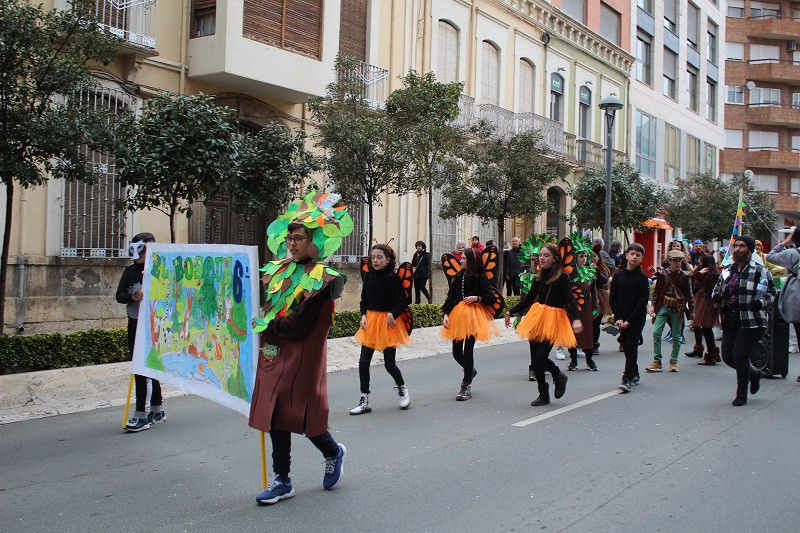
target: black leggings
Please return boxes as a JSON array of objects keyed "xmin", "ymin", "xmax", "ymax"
[
  {"xmin": 414, "ymin": 278, "xmax": 431, "ymax": 304},
  {"xmin": 358, "ymin": 345, "xmax": 404, "ymax": 394},
  {"xmin": 693, "ymin": 326, "xmax": 716, "ymax": 351},
  {"xmin": 452, "ymin": 337, "xmax": 476, "ymax": 383},
  {"xmin": 270, "ymin": 429, "xmax": 338, "ymax": 477},
  {"xmin": 720, "ymin": 316, "xmax": 765, "ymax": 398},
  {"xmin": 128, "ymin": 317, "xmax": 162, "ymax": 412},
  {"xmin": 529, "ymin": 341, "xmax": 561, "ymax": 384}
]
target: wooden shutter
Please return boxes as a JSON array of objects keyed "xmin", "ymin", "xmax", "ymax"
[
  {"xmin": 243, "ymin": 0, "xmax": 322, "ymax": 59},
  {"xmin": 518, "ymin": 59, "xmax": 534, "ymax": 112},
  {"xmin": 437, "ymin": 21, "xmax": 458, "ymax": 83},
  {"xmin": 481, "ymin": 41, "xmax": 499, "ymax": 105},
  {"xmin": 339, "ymin": 0, "xmax": 367, "ymax": 60}
]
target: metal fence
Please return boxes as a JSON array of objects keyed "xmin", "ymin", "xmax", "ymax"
[
  {"xmin": 61, "ymin": 86, "xmax": 136, "ymax": 258},
  {"xmin": 88, "ymin": 0, "xmax": 158, "ymax": 49},
  {"xmin": 331, "ymin": 201, "xmax": 368, "ymax": 263},
  {"xmin": 337, "ymin": 59, "xmax": 389, "ymax": 110},
  {"xmin": 430, "ymin": 188, "xmax": 461, "ymax": 263}
]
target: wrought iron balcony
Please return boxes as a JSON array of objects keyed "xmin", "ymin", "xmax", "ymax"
[
  {"xmin": 478, "ymin": 104, "xmax": 516, "ymax": 138},
  {"xmin": 337, "ymin": 59, "xmax": 389, "ymax": 110},
  {"xmin": 88, "ymin": 0, "xmax": 158, "ymax": 52},
  {"xmin": 516, "ymin": 112, "xmax": 565, "ymax": 153},
  {"xmin": 451, "ymin": 94, "xmax": 476, "ymax": 129},
  {"xmin": 576, "ymin": 139, "xmax": 604, "ymax": 169}
]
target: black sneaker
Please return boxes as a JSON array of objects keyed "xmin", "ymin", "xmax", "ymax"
[
  {"xmin": 619, "ymin": 378, "xmax": 631, "ymax": 393},
  {"xmin": 567, "ymin": 361, "xmax": 578, "ymax": 371},
  {"xmin": 553, "ymin": 372, "xmax": 568, "ymax": 399},
  {"xmin": 125, "ymin": 417, "xmax": 151, "ymax": 432},
  {"xmin": 528, "ymin": 370, "xmax": 537, "ymax": 381},
  {"xmin": 631, "ymin": 374, "xmax": 641, "ymax": 386},
  {"xmin": 586, "ymin": 359, "xmax": 598, "ymax": 371}
]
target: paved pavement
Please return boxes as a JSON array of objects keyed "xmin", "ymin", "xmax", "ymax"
[
  {"xmin": 2, "ymin": 322, "xmax": 800, "ymax": 532},
  {"xmin": 0, "ymin": 320, "xmax": 521, "ymax": 424}
]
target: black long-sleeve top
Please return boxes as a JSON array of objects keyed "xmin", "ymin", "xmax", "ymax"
[
  {"xmin": 508, "ymin": 269, "xmax": 579, "ymax": 320},
  {"xmin": 411, "ymin": 250, "xmax": 430, "ymax": 279},
  {"xmin": 115, "ymin": 261, "xmax": 145, "ymax": 319},
  {"xmin": 359, "ymin": 268, "xmax": 409, "ymax": 318},
  {"xmin": 609, "ymin": 265, "xmax": 650, "ymax": 323},
  {"xmin": 441, "ymin": 272, "xmax": 496, "ymax": 315}
]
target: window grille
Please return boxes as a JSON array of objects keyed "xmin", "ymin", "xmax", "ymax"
[
  {"xmin": 331, "ymin": 201, "xmax": 367, "ymax": 263},
  {"xmin": 61, "ymin": 87, "xmax": 136, "ymax": 258},
  {"xmin": 431, "ymin": 187, "xmax": 461, "ymax": 263}
]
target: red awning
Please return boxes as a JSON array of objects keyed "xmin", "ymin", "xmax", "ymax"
[{"xmin": 642, "ymin": 218, "xmax": 672, "ymax": 230}]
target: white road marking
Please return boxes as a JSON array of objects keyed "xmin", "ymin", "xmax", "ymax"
[{"xmin": 512, "ymin": 390, "xmax": 622, "ymax": 427}]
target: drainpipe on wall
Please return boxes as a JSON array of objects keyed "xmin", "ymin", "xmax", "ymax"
[{"xmin": 179, "ymin": 0, "xmax": 189, "ymax": 95}]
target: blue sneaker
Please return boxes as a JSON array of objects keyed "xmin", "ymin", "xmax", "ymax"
[
  {"xmin": 323, "ymin": 444, "xmax": 346, "ymax": 490},
  {"xmin": 663, "ymin": 332, "xmax": 673, "ymax": 341},
  {"xmin": 124, "ymin": 417, "xmax": 150, "ymax": 433},
  {"xmin": 256, "ymin": 475, "xmax": 295, "ymax": 504}
]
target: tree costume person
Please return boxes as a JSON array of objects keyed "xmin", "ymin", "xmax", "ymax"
[{"xmin": 249, "ymin": 191, "xmax": 353, "ymax": 505}]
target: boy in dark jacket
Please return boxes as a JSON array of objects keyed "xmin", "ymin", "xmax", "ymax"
[
  {"xmin": 610, "ymin": 243, "xmax": 650, "ymax": 392},
  {"xmin": 116, "ymin": 232, "xmax": 162, "ymax": 432}
]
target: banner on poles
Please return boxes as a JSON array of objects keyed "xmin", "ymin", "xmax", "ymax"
[{"xmin": 132, "ymin": 244, "xmax": 260, "ymax": 416}]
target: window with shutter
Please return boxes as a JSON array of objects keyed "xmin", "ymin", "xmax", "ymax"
[
  {"xmin": 339, "ymin": 0, "xmax": 367, "ymax": 60},
  {"xmin": 518, "ymin": 59, "xmax": 535, "ymax": 112},
  {"xmin": 192, "ymin": 0, "xmax": 216, "ymax": 38},
  {"xmin": 481, "ymin": 41, "xmax": 500, "ymax": 106},
  {"xmin": 243, "ymin": 0, "xmax": 322, "ymax": 60},
  {"xmin": 437, "ymin": 21, "xmax": 459, "ymax": 84}
]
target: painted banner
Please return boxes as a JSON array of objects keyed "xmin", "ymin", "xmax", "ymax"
[{"xmin": 133, "ymin": 244, "xmax": 260, "ymax": 416}]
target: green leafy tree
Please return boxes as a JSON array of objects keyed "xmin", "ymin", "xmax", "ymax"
[
  {"xmin": 308, "ymin": 55, "xmax": 408, "ymax": 245},
  {"xmin": 441, "ymin": 122, "xmax": 569, "ymax": 280},
  {"xmin": 666, "ymin": 172, "xmax": 777, "ymax": 241},
  {"xmin": 0, "ymin": 0, "xmax": 121, "ymax": 334},
  {"xmin": 571, "ymin": 163, "xmax": 668, "ymax": 238},
  {"xmin": 385, "ymin": 70, "xmax": 464, "ymax": 295},
  {"xmin": 115, "ymin": 92, "xmax": 239, "ymax": 242},
  {"xmin": 228, "ymin": 123, "xmax": 320, "ymax": 242}
]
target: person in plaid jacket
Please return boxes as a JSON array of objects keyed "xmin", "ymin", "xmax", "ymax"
[{"xmin": 711, "ymin": 235, "xmax": 776, "ymax": 406}]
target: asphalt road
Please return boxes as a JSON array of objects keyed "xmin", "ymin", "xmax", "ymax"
[{"xmin": 2, "ymin": 324, "xmax": 799, "ymax": 533}]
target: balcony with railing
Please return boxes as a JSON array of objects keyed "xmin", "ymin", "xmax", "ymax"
[
  {"xmin": 744, "ymin": 103, "xmax": 800, "ymax": 127},
  {"xmin": 735, "ymin": 148, "xmax": 800, "ymax": 171},
  {"xmin": 479, "ymin": 104, "xmax": 516, "ymax": 138},
  {"xmin": 748, "ymin": 15, "xmax": 800, "ymax": 40},
  {"xmin": 87, "ymin": 0, "xmax": 158, "ymax": 55},
  {"xmin": 452, "ymin": 94, "xmax": 477, "ymax": 129},
  {"xmin": 516, "ymin": 112, "xmax": 565, "ymax": 153},
  {"xmin": 337, "ymin": 60, "xmax": 389, "ymax": 110},
  {"xmin": 747, "ymin": 59, "xmax": 800, "ymax": 85}
]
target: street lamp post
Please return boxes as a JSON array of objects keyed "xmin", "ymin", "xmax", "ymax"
[{"xmin": 598, "ymin": 95, "xmax": 624, "ymax": 253}]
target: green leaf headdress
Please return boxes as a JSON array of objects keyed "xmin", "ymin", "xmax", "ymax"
[
  {"xmin": 253, "ymin": 191, "xmax": 354, "ymax": 331},
  {"xmin": 518, "ymin": 233, "xmax": 557, "ymax": 265},
  {"xmin": 567, "ymin": 232, "xmax": 597, "ymax": 283}
]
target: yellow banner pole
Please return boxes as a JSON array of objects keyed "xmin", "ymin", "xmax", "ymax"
[
  {"xmin": 260, "ymin": 432, "xmax": 268, "ymax": 489},
  {"xmin": 122, "ymin": 374, "xmax": 135, "ymax": 429}
]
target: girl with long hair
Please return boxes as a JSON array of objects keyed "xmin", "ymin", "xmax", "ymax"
[
  {"xmin": 505, "ymin": 243, "xmax": 582, "ymax": 406},
  {"xmin": 441, "ymin": 248, "xmax": 499, "ymax": 401}
]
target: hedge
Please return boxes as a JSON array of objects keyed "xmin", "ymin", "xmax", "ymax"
[{"xmin": 0, "ymin": 298, "xmax": 521, "ymax": 373}]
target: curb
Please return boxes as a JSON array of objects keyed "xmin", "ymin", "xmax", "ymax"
[{"xmin": 0, "ymin": 320, "xmax": 522, "ymax": 425}]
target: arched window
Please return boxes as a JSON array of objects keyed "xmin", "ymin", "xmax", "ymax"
[
  {"xmin": 518, "ymin": 59, "xmax": 536, "ymax": 113},
  {"xmin": 437, "ymin": 20, "xmax": 459, "ymax": 84},
  {"xmin": 578, "ymin": 85, "xmax": 592, "ymax": 139},
  {"xmin": 481, "ymin": 41, "xmax": 500, "ymax": 105},
  {"xmin": 549, "ymin": 73, "xmax": 564, "ymax": 123}
]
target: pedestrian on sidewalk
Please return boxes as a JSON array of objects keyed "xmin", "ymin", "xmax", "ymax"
[
  {"xmin": 351, "ymin": 244, "xmax": 412, "ymax": 415},
  {"xmin": 712, "ymin": 235, "xmax": 776, "ymax": 406},
  {"xmin": 116, "ymin": 232, "xmax": 163, "ymax": 433},
  {"xmin": 503, "ymin": 236, "xmax": 523, "ymax": 296},
  {"xmin": 646, "ymin": 249, "xmax": 694, "ymax": 373},
  {"xmin": 610, "ymin": 243, "xmax": 649, "ymax": 392},
  {"xmin": 441, "ymin": 248, "xmax": 500, "ymax": 401},
  {"xmin": 505, "ymin": 243, "xmax": 580, "ymax": 406},
  {"xmin": 249, "ymin": 192, "xmax": 350, "ymax": 505},
  {"xmin": 411, "ymin": 241, "xmax": 432, "ymax": 304},
  {"xmin": 687, "ymin": 254, "xmax": 721, "ymax": 365}
]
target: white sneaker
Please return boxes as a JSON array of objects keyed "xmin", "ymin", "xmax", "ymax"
[
  {"xmin": 576, "ymin": 349, "xmax": 585, "ymax": 358},
  {"xmin": 396, "ymin": 385, "xmax": 410, "ymax": 409},
  {"xmin": 349, "ymin": 394, "xmax": 371, "ymax": 415},
  {"xmin": 555, "ymin": 348, "xmax": 566, "ymax": 360}
]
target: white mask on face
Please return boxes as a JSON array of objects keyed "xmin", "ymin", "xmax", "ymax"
[{"xmin": 129, "ymin": 241, "xmax": 147, "ymax": 259}]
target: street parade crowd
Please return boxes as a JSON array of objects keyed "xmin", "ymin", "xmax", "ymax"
[{"xmin": 115, "ymin": 192, "xmax": 800, "ymax": 505}]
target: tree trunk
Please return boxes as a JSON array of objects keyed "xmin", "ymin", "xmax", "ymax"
[
  {"xmin": 169, "ymin": 203, "xmax": 177, "ymax": 243},
  {"xmin": 427, "ymin": 185, "xmax": 434, "ymax": 300},
  {"xmin": 366, "ymin": 197, "xmax": 374, "ymax": 251},
  {"xmin": 496, "ymin": 216, "xmax": 505, "ymax": 291},
  {"xmin": 0, "ymin": 180, "xmax": 14, "ymax": 335}
]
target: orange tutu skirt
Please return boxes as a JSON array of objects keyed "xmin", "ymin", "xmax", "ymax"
[
  {"xmin": 440, "ymin": 301, "xmax": 500, "ymax": 342},
  {"xmin": 355, "ymin": 310, "xmax": 411, "ymax": 351},
  {"xmin": 515, "ymin": 302, "xmax": 577, "ymax": 347}
]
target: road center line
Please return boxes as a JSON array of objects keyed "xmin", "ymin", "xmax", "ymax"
[{"xmin": 512, "ymin": 390, "xmax": 622, "ymax": 427}]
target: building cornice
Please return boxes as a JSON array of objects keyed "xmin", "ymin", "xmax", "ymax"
[{"xmin": 487, "ymin": 0, "xmax": 634, "ymax": 75}]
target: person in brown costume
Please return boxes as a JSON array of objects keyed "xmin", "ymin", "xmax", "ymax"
[
  {"xmin": 249, "ymin": 191, "xmax": 353, "ymax": 505},
  {"xmin": 686, "ymin": 254, "xmax": 722, "ymax": 365}
]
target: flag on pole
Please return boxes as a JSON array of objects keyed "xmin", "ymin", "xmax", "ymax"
[{"xmin": 721, "ymin": 191, "xmax": 746, "ymax": 266}]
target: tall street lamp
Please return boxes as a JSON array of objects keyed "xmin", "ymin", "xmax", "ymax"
[{"xmin": 598, "ymin": 95, "xmax": 624, "ymax": 252}]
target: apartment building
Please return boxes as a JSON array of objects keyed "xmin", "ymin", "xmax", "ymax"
[
  {"xmin": 5, "ymin": 0, "xmax": 632, "ymax": 333},
  {"xmin": 720, "ymin": 0, "xmax": 800, "ymax": 244}
]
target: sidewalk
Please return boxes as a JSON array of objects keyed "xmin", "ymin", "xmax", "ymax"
[{"xmin": 0, "ymin": 321, "xmax": 522, "ymax": 425}]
